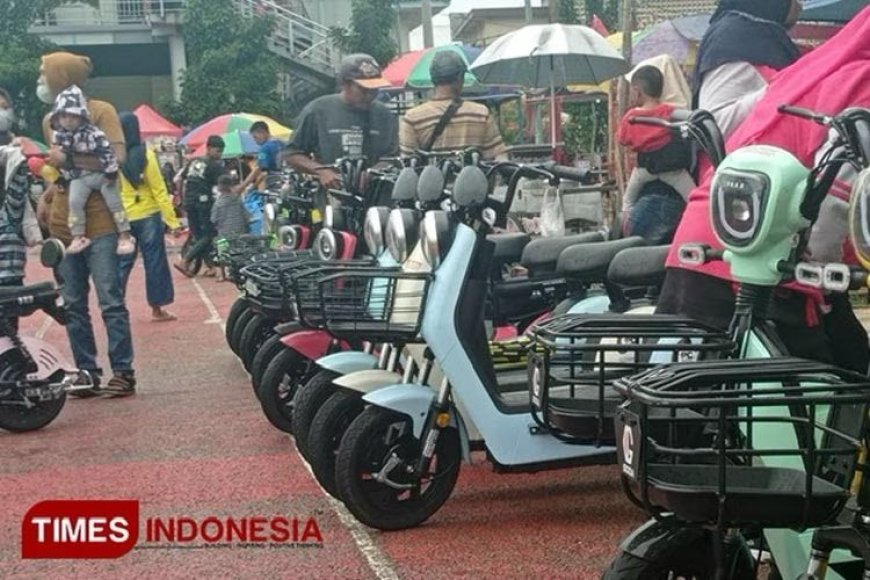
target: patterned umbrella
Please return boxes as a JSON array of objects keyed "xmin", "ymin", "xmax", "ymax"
[
  {"xmin": 382, "ymin": 49, "xmax": 427, "ymax": 88},
  {"xmin": 180, "ymin": 113, "xmax": 291, "ymax": 149},
  {"xmin": 405, "ymin": 44, "xmax": 483, "ymax": 89},
  {"xmin": 190, "ymin": 130, "xmax": 260, "ymax": 159}
]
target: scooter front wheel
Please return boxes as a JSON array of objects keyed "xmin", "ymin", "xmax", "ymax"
[
  {"xmin": 225, "ymin": 299, "xmax": 250, "ymax": 351},
  {"xmin": 238, "ymin": 314, "xmax": 276, "ymax": 372},
  {"xmin": 335, "ymin": 406, "xmax": 461, "ymax": 531},
  {"xmin": 602, "ymin": 541, "xmax": 753, "ymax": 580},
  {"xmin": 0, "ymin": 366, "xmax": 66, "ymax": 433},
  {"xmin": 307, "ymin": 389, "xmax": 365, "ymax": 499},
  {"xmin": 258, "ymin": 348, "xmax": 309, "ymax": 433},
  {"xmin": 291, "ymin": 369, "xmax": 339, "ymax": 461},
  {"xmin": 250, "ymin": 333, "xmax": 286, "ymax": 396}
]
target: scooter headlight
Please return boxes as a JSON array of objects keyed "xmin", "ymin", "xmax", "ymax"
[
  {"xmin": 314, "ymin": 228, "xmax": 340, "ymax": 261},
  {"xmin": 364, "ymin": 207, "xmax": 389, "ymax": 256},
  {"xmin": 421, "ymin": 211, "xmax": 451, "ymax": 268},
  {"xmin": 386, "ymin": 209, "xmax": 419, "ymax": 263},
  {"xmin": 263, "ymin": 203, "xmax": 277, "ymax": 236},
  {"xmin": 710, "ymin": 170, "xmax": 769, "ymax": 248},
  {"xmin": 324, "ymin": 205, "xmax": 334, "ymax": 229},
  {"xmin": 849, "ymin": 168, "xmax": 870, "ymax": 270},
  {"xmin": 279, "ymin": 225, "xmax": 299, "ymax": 249}
]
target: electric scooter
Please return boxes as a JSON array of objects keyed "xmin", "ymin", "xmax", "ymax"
[{"xmin": 603, "ymin": 106, "xmax": 870, "ymax": 579}]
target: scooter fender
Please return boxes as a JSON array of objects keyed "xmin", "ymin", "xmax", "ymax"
[
  {"xmin": 0, "ymin": 337, "xmax": 75, "ymax": 381},
  {"xmin": 279, "ymin": 330, "xmax": 344, "ymax": 362},
  {"xmin": 362, "ymin": 384, "xmax": 471, "ymax": 461},
  {"xmin": 333, "ymin": 369, "xmax": 402, "ymax": 394},
  {"xmin": 617, "ymin": 518, "xmax": 710, "ymax": 562},
  {"xmin": 316, "ymin": 351, "xmax": 380, "ymax": 376}
]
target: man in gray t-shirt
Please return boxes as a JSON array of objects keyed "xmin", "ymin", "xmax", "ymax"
[{"xmin": 287, "ymin": 53, "xmax": 398, "ymax": 191}]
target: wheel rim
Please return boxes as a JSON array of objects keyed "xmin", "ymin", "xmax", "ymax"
[
  {"xmin": 355, "ymin": 418, "xmax": 457, "ymax": 513},
  {"xmin": 275, "ymin": 362, "xmax": 308, "ymax": 415}
]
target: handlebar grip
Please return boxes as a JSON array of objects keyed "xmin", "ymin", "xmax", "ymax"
[
  {"xmin": 549, "ymin": 164, "xmax": 590, "ymax": 183},
  {"xmin": 777, "ymin": 105, "xmax": 829, "ymax": 124},
  {"xmin": 628, "ymin": 116, "xmax": 671, "ymax": 128}
]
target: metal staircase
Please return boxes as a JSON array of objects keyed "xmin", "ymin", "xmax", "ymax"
[{"xmin": 234, "ymin": 0, "xmax": 340, "ymax": 113}]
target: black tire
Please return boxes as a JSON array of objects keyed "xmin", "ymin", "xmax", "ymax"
[
  {"xmin": 291, "ymin": 369, "xmax": 340, "ymax": 461},
  {"xmin": 602, "ymin": 537, "xmax": 752, "ymax": 580},
  {"xmin": 229, "ymin": 308, "xmax": 256, "ymax": 358},
  {"xmin": 181, "ymin": 236, "xmax": 204, "ymax": 275},
  {"xmin": 238, "ymin": 314, "xmax": 276, "ymax": 372},
  {"xmin": 308, "ymin": 389, "xmax": 365, "ymax": 498},
  {"xmin": 225, "ymin": 299, "xmax": 250, "ymax": 351},
  {"xmin": 335, "ymin": 407, "xmax": 461, "ymax": 531},
  {"xmin": 0, "ymin": 364, "xmax": 66, "ymax": 433},
  {"xmin": 251, "ymin": 333, "xmax": 286, "ymax": 396},
  {"xmin": 257, "ymin": 348, "xmax": 309, "ymax": 433}
]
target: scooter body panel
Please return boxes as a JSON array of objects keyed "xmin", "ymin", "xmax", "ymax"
[
  {"xmin": 0, "ymin": 337, "xmax": 75, "ymax": 381},
  {"xmin": 316, "ymin": 351, "xmax": 379, "ymax": 375},
  {"xmin": 334, "ymin": 369, "xmax": 400, "ymax": 393},
  {"xmin": 280, "ymin": 330, "xmax": 342, "ymax": 361}
]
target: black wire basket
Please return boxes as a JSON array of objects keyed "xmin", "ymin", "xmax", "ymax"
[
  {"xmin": 614, "ymin": 358, "xmax": 870, "ymax": 530},
  {"xmin": 529, "ymin": 314, "xmax": 734, "ymax": 443},
  {"xmin": 225, "ymin": 246, "xmax": 311, "ymax": 286},
  {"xmin": 290, "ymin": 267, "xmax": 431, "ymax": 343}
]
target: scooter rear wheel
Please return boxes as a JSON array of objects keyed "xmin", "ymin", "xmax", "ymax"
[
  {"xmin": 0, "ymin": 364, "xmax": 66, "ymax": 433},
  {"xmin": 335, "ymin": 406, "xmax": 461, "ymax": 531},
  {"xmin": 229, "ymin": 308, "xmax": 256, "ymax": 358},
  {"xmin": 307, "ymin": 389, "xmax": 365, "ymax": 498},
  {"xmin": 225, "ymin": 299, "xmax": 250, "ymax": 351},
  {"xmin": 291, "ymin": 369, "xmax": 339, "ymax": 461},
  {"xmin": 602, "ymin": 537, "xmax": 753, "ymax": 580}
]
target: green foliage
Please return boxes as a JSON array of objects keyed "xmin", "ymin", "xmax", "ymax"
[
  {"xmin": 584, "ymin": 0, "xmax": 620, "ymax": 31},
  {"xmin": 562, "ymin": 99, "xmax": 608, "ymax": 159},
  {"xmin": 558, "ymin": 0, "xmax": 580, "ymax": 24},
  {"xmin": 329, "ymin": 0, "xmax": 397, "ymax": 68},
  {"xmin": 161, "ymin": 0, "xmax": 284, "ymax": 127},
  {"xmin": 0, "ymin": 0, "xmax": 69, "ymax": 139}
]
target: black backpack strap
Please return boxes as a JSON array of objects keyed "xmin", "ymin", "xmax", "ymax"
[{"xmin": 423, "ymin": 99, "xmax": 463, "ymax": 152}]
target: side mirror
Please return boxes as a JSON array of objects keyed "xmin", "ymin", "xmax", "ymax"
[
  {"xmin": 393, "ymin": 167, "xmax": 419, "ymax": 203},
  {"xmin": 40, "ymin": 238, "xmax": 65, "ymax": 270},
  {"xmin": 452, "ymin": 166, "xmax": 488, "ymax": 207},
  {"xmin": 418, "ymin": 165, "xmax": 445, "ymax": 203}
]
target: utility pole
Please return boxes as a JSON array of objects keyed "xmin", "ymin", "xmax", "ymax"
[
  {"xmin": 549, "ymin": 0, "xmax": 558, "ymax": 23},
  {"xmin": 422, "ymin": 0, "xmax": 434, "ymax": 48},
  {"xmin": 525, "ymin": 0, "xmax": 533, "ymax": 23}
]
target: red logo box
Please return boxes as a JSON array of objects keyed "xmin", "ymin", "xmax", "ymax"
[{"xmin": 22, "ymin": 500, "xmax": 140, "ymax": 559}]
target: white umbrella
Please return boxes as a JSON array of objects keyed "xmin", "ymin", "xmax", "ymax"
[{"xmin": 471, "ymin": 24, "xmax": 629, "ymax": 148}]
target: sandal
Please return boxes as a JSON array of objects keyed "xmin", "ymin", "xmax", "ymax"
[
  {"xmin": 152, "ymin": 309, "xmax": 177, "ymax": 322},
  {"xmin": 173, "ymin": 262, "xmax": 194, "ymax": 278}
]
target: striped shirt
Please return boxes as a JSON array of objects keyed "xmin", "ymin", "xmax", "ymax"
[
  {"xmin": 0, "ymin": 155, "xmax": 29, "ymax": 285},
  {"xmin": 399, "ymin": 99, "xmax": 507, "ymax": 160},
  {"xmin": 210, "ymin": 192, "xmax": 250, "ymax": 238}
]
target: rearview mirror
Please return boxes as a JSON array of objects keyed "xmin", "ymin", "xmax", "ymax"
[{"xmin": 40, "ymin": 238, "xmax": 65, "ymax": 269}]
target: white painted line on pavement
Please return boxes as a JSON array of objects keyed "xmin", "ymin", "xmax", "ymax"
[
  {"xmin": 193, "ymin": 275, "xmax": 398, "ymax": 579},
  {"xmin": 294, "ymin": 443, "xmax": 400, "ymax": 580},
  {"xmin": 35, "ymin": 314, "xmax": 54, "ymax": 340},
  {"xmin": 191, "ymin": 278, "xmax": 224, "ymax": 330}
]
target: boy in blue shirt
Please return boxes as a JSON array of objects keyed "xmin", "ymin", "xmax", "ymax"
[{"xmin": 237, "ymin": 120, "xmax": 283, "ymax": 193}]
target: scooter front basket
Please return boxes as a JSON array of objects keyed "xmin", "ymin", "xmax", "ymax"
[
  {"xmin": 529, "ymin": 314, "xmax": 734, "ymax": 444},
  {"xmin": 291, "ymin": 268, "xmax": 430, "ymax": 343},
  {"xmin": 615, "ymin": 358, "xmax": 870, "ymax": 530}
]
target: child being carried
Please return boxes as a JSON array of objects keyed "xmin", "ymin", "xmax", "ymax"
[{"xmin": 50, "ymin": 85, "xmax": 135, "ymax": 254}]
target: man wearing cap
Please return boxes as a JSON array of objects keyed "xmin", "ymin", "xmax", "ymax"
[
  {"xmin": 287, "ymin": 53, "xmax": 398, "ymax": 190},
  {"xmin": 174, "ymin": 135, "xmax": 225, "ymax": 278},
  {"xmin": 400, "ymin": 51, "xmax": 507, "ymax": 160}
]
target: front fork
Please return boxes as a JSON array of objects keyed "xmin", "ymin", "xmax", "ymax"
[
  {"xmin": 414, "ymin": 377, "xmax": 452, "ymax": 477},
  {"xmin": 803, "ymin": 525, "xmax": 870, "ymax": 579}
]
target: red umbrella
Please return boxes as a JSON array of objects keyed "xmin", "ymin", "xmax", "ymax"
[
  {"xmin": 133, "ymin": 104, "xmax": 183, "ymax": 139},
  {"xmin": 16, "ymin": 137, "xmax": 49, "ymax": 157},
  {"xmin": 381, "ymin": 49, "xmax": 426, "ymax": 88}
]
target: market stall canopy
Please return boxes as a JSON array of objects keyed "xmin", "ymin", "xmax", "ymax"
[
  {"xmin": 180, "ymin": 113, "xmax": 291, "ymax": 150},
  {"xmin": 133, "ymin": 104, "xmax": 183, "ymax": 139}
]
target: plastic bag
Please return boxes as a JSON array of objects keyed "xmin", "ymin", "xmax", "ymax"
[{"xmin": 538, "ymin": 186, "xmax": 565, "ymax": 237}]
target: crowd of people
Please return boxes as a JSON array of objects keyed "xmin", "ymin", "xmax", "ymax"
[{"xmin": 0, "ymin": 0, "xmax": 867, "ymax": 403}]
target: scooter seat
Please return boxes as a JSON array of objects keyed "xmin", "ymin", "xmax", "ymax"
[
  {"xmin": 487, "ymin": 232, "xmax": 531, "ymax": 262},
  {"xmin": 556, "ymin": 237, "xmax": 646, "ymax": 283},
  {"xmin": 607, "ymin": 245, "xmax": 669, "ymax": 288},
  {"xmin": 520, "ymin": 232, "xmax": 605, "ymax": 273}
]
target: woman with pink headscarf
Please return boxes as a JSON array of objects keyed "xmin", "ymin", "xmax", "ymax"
[{"xmin": 656, "ymin": 6, "xmax": 870, "ymax": 373}]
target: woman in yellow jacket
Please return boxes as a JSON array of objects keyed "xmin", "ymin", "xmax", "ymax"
[{"xmin": 117, "ymin": 112, "xmax": 181, "ymax": 322}]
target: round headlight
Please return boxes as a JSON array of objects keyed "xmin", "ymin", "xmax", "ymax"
[
  {"xmin": 279, "ymin": 225, "xmax": 299, "ymax": 249},
  {"xmin": 324, "ymin": 205, "xmax": 334, "ymax": 229},
  {"xmin": 314, "ymin": 228, "xmax": 340, "ymax": 261},
  {"xmin": 386, "ymin": 209, "xmax": 421, "ymax": 263},
  {"xmin": 364, "ymin": 207, "xmax": 389, "ymax": 256},
  {"xmin": 421, "ymin": 211, "xmax": 451, "ymax": 268},
  {"xmin": 711, "ymin": 170, "xmax": 768, "ymax": 248},
  {"xmin": 850, "ymin": 168, "xmax": 870, "ymax": 269},
  {"xmin": 263, "ymin": 203, "xmax": 277, "ymax": 236}
]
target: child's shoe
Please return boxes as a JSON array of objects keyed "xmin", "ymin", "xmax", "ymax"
[
  {"xmin": 117, "ymin": 234, "xmax": 136, "ymax": 255},
  {"xmin": 67, "ymin": 236, "xmax": 91, "ymax": 254}
]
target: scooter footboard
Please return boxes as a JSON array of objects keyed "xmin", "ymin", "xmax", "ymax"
[{"xmin": 362, "ymin": 384, "xmax": 471, "ymax": 461}]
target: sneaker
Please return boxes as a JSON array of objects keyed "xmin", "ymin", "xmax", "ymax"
[
  {"xmin": 68, "ymin": 370, "xmax": 101, "ymax": 399},
  {"xmin": 67, "ymin": 237, "xmax": 92, "ymax": 254},
  {"xmin": 100, "ymin": 372, "xmax": 136, "ymax": 398},
  {"xmin": 117, "ymin": 235, "xmax": 136, "ymax": 256}
]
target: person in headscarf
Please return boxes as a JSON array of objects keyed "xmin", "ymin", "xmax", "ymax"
[
  {"xmin": 657, "ymin": 5, "xmax": 870, "ymax": 374},
  {"xmin": 117, "ymin": 111, "xmax": 180, "ymax": 322},
  {"xmin": 693, "ymin": 0, "xmax": 803, "ymax": 139}
]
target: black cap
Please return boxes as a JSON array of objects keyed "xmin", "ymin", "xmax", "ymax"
[
  {"xmin": 338, "ymin": 53, "xmax": 392, "ymax": 89},
  {"xmin": 206, "ymin": 135, "xmax": 225, "ymax": 149},
  {"xmin": 429, "ymin": 50, "xmax": 467, "ymax": 84}
]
